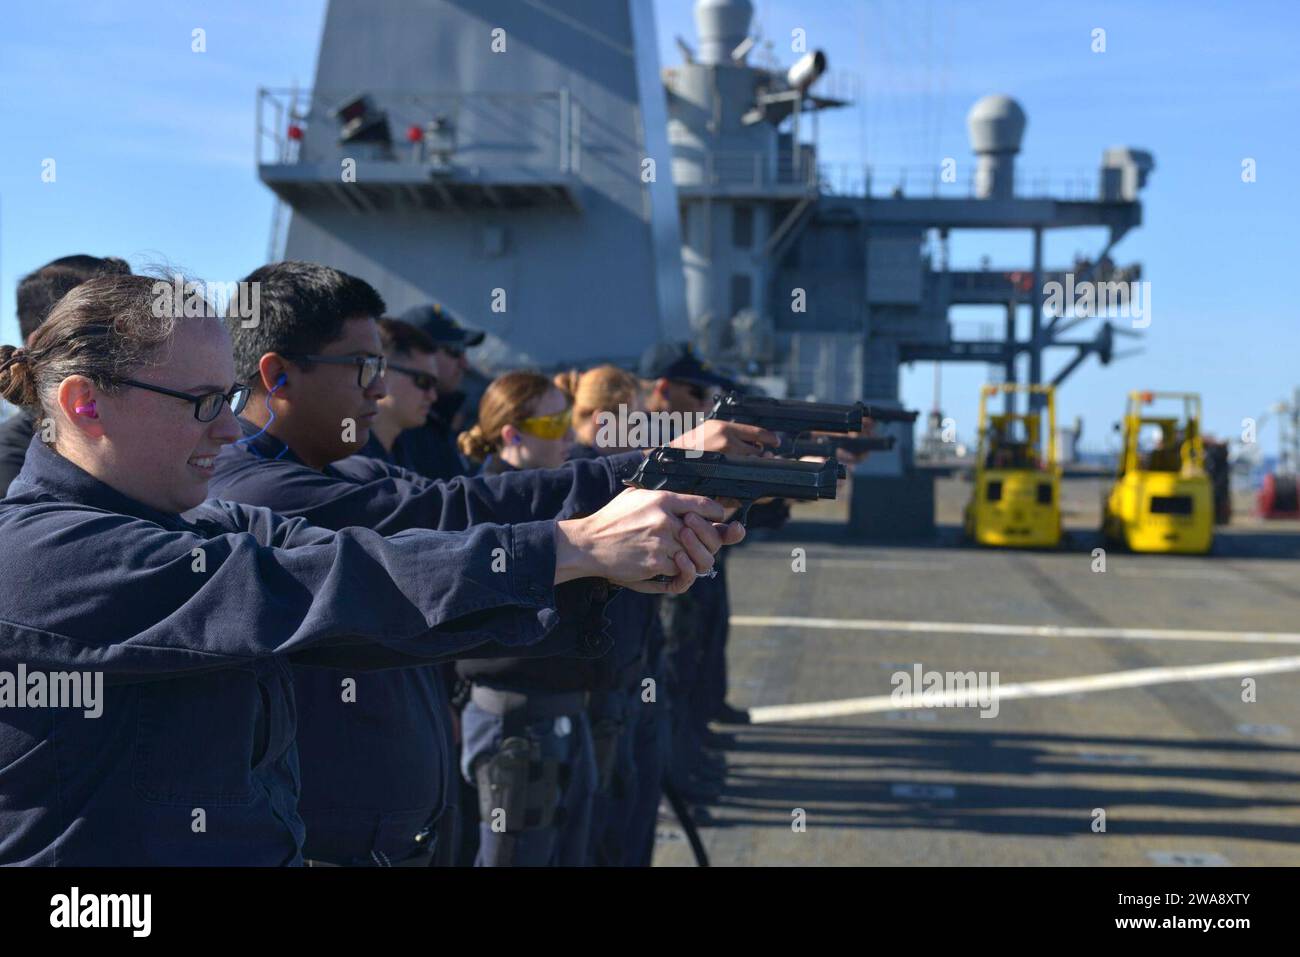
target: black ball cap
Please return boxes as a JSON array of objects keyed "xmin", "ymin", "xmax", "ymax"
[
  {"xmin": 399, "ymin": 303, "xmax": 485, "ymax": 347},
  {"xmin": 638, "ymin": 341, "xmax": 734, "ymax": 389}
]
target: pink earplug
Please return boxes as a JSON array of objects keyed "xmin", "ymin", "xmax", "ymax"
[{"xmin": 75, "ymin": 402, "xmax": 97, "ymax": 417}]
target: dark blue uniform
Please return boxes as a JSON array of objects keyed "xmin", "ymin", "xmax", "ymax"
[
  {"xmin": 458, "ymin": 453, "xmax": 629, "ymax": 866},
  {"xmin": 660, "ymin": 557, "xmax": 730, "ymax": 801},
  {"xmin": 345, "ymin": 433, "xmax": 461, "ymax": 865},
  {"xmin": 392, "ymin": 392, "xmax": 472, "ymax": 480},
  {"xmin": 566, "ymin": 443, "xmax": 667, "ymax": 865},
  {"xmin": 205, "ymin": 422, "xmax": 640, "ymax": 866},
  {"xmin": 210, "ymin": 421, "xmax": 639, "ymax": 538},
  {"xmin": 0, "ymin": 438, "xmax": 595, "ymax": 866},
  {"xmin": 364, "ymin": 426, "xmax": 476, "ymax": 863},
  {"xmin": 0, "ymin": 411, "xmax": 34, "ymax": 498},
  {"xmin": 585, "ymin": 600, "xmax": 666, "ymax": 865}
]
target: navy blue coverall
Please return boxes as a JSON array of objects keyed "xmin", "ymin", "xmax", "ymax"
[
  {"xmin": 391, "ymin": 392, "xmax": 472, "ymax": 481},
  {"xmin": 456, "ymin": 454, "xmax": 604, "ymax": 866},
  {"xmin": 204, "ymin": 421, "xmax": 642, "ymax": 865},
  {"xmin": 0, "ymin": 438, "xmax": 602, "ymax": 866},
  {"xmin": 566, "ymin": 443, "xmax": 667, "ymax": 865}
]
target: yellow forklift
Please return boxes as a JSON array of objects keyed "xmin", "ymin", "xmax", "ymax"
[
  {"xmin": 1103, "ymin": 391, "xmax": 1214, "ymax": 554},
  {"xmin": 964, "ymin": 383, "xmax": 1062, "ymax": 548}
]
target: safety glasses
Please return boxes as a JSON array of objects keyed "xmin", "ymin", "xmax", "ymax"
[
  {"xmin": 518, "ymin": 406, "xmax": 572, "ymax": 441},
  {"xmin": 388, "ymin": 363, "xmax": 438, "ymax": 392},
  {"xmin": 118, "ymin": 379, "xmax": 251, "ymax": 423},
  {"xmin": 281, "ymin": 353, "xmax": 387, "ymax": 389}
]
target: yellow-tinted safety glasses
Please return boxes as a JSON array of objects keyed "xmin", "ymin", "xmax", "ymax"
[{"xmin": 517, "ymin": 406, "xmax": 572, "ymax": 440}]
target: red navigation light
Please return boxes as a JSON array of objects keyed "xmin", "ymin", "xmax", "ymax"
[
  {"xmin": 406, "ymin": 124, "xmax": 424, "ymax": 143},
  {"xmin": 287, "ymin": 124, "xmax": 304, "ymax": 141},
  {"xmin": 1139, "ymin": 391, "xmax": 1155, "ymax": 403}
]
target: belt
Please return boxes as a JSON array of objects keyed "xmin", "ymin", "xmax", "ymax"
[{"xmin": 470, "ymin": 686, "xmax": 588, "ymax": 719}]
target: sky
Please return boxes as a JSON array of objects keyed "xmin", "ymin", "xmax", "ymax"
[{"xmin": 1, "ymin": 0, "xmax": 1296, "ymax": 455}]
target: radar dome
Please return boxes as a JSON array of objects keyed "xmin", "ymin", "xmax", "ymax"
[{"xmin": 967, "ymin": 95, "xmax": 1027, "ymax": 155}]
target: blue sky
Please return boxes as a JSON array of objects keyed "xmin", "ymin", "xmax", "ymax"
[{"xmin": 1, "ymin": 1, "xmax": 1296, "ymax": 453}]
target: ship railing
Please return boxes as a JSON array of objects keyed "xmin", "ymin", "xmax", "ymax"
[
  {"xmin": 947, "ymin": 320, "xmax": 1001, "ymax": 341},
  {"xmin": 817, "ymin": 163, "xmax": 1101, "ymax": 201},
  {"xmin": 256, "ymin": 87, "xmax": 585, "ymax": 173},
  {"xmin": 675, "ymin": 149, "xmax": 819, "ymax": 189}
]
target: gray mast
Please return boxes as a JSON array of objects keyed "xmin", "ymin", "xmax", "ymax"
[
  {"xmin": 665, "ymin": 0, "xmax": 844, "ymax": 385},
  {"xmin": 257, "ymin": 0, "xmax": 689, "ymax": 371}
]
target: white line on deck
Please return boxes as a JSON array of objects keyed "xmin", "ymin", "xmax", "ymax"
[
  {"xmin": 747, "ymin": 655, "xmax": 1300, "ymax": 724},
  {"xmin": 730, "ymin": 615, "xmax": 1300, "ymax": 646},
  {"xmin": 800, "ymin": 559, "xmax": 953, "ymax": 570},
  {"xmin": 1110, "ymin": 568, "xmax": 1246, "ymax": 582}
]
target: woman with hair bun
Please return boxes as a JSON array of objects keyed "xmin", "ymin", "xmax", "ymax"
[
  {"xmin": 554, "ymin": 364, "xmax": 643, "ymax": 455},
  {"xmin": 454, "ymin": 370, "xmax": 612, "ymax": 866},
  {"xmin": 458, "ymin": 370, "xmax": 573, "ymax": 471}
]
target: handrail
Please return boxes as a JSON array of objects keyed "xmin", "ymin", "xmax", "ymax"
[{"xmin": 256, "ymin": 86, "xmax": 582, "ymax": 172}]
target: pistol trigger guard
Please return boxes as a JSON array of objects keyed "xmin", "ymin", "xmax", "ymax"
[{"xmin": 736, "ymin": 501, "xmax": 755, "ymax": 526}]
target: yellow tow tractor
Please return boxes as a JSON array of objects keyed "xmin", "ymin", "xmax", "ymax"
[
  {"xmin": 964, "ymin": 383, "xmax": 1062, "ymax": 548},
  {"xmin": 1103, "ymin": 391, "xmax": 1214, "ymax": 554}
]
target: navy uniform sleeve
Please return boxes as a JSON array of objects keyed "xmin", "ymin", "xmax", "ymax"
[
  {"xmin": 212, "ymin": 447, "xmax": 643, "ymax": 535},
  {"xmin": 0, "ymin": 414, "xmax": 35, "ymax": 499},
  {"xmin": 0, "ymin": 498, "xmax": 572, "ymax": 684}
]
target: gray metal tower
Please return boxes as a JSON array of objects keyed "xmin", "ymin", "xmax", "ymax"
[
  {"xmin": 664, "ymin": 0, "xmax": 1154, "ymax": 535},
  {"xmin": 257, "ymin": 0, "xmax": 688, "ymax": 371},
  {"xmin": 665, "ymin": 0, "xmax": 846, "ymax": 385},
  {"xmin": 666, "ymin": 0, "xmax": 1153, "ymax": 414}
]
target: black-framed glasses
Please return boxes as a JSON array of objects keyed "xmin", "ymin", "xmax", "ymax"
[
  {"xmin": 388, "ymin": 362, "xmax": 438, "ymax": 392},
  {"xmin": 282, "ymin": 353, "xmax": 387, "ymax": 389},
  {"xmin": 118, "ymin": 379, "xmax": 251, "ymax": 422}
]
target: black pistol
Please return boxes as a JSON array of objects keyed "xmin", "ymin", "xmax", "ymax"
[
  {"xmin": 789, "ymin": 434, "xmax": 897, "ymax": 457},
  {"xmin": 708, "ymin": 392, "xmax": 918, "ymax": 453},
  {"xmin": 708, "ymin": 393, "xmax": 863, "ymax": 451},
  {"xmin": 625, "ymin": 447, "xmax": 844, "ymax": 526},
  {"xmin": 859, "ymin": 405, "xmax": 920, "ymax": 424}
]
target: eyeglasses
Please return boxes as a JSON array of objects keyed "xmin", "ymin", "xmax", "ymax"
[
  {"xmin": 388, "ymin": 362, "xmax": 438, "ymax": 392},
  {"xmin": 438, "ymin": 344, "xmax": 465, "ymax": 360},
  {"xmin": 118, "ymin": 379, "xmax": 251, "ymax": 422},
  {"xmin": 281, "ymin": 353, "xmax": 387, "ymax": 389},
  {"xmin": 518, "ymin": 406, "xmax": 572, "ymax": 441}
]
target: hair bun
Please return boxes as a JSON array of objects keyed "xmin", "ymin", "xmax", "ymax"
[
  {"xmin": 0, "ymin": 345, "xmax": 27, "ymax": 370},
  {"xmin": 553, "ymin": 368, "xmax": 582, "ymax": 399},
  {"xmin": 457, "ymin": 423, "xmax": 497, "ymax": 464},
  {"xmin": 0, "ymin": 345, "xmax": 38, "ymax": 408}
]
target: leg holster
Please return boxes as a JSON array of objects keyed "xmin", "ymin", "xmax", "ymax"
[{"xmin": 473, "ymin": 735, "xmax": 562, "ymax": 833}]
